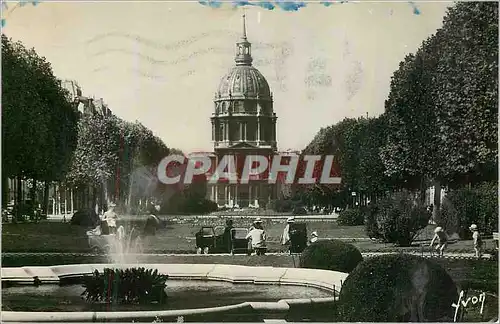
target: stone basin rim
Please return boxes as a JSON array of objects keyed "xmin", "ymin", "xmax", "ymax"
[{"xmin": 2, "ymin": 263, "xmax": 348, "ymax": 322}]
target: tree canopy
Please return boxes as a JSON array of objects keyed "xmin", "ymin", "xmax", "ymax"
[
  {"xmin": 2, "ymin": 34, "xmax": 78, "ymax": 182},
  {"xmin": 297, "ymin": 2, "xmax": 497, "ymax": 208},
  {"xmin": 381, "ymin": 2, "xmax": 498, "ymax": 189}
]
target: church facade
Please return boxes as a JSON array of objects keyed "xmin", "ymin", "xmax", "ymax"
[{"xmin": 202, "ymin": 15, "xmax": 287, "ymax": 208}]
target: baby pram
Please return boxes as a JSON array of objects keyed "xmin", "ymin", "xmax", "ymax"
[
  {"xmin": 86, "ymin": 221, "xmax": 123, "ymax": 253},
  {"xmin": 230, "ymin": 228, "xmax": 250, "ymax": 255}
]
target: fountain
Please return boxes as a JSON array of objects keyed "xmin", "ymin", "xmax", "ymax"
[{"xmin": 2, "ymin": 225, "xmax": 349, "ymax": 322}]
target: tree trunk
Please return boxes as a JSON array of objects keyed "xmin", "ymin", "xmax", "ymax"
[
  {"xmin": 419, "ymin": 176, "xmax": 427, "ymax": 203},
  {"xmin": 15, "ymin": 176, "xmax": 22, "ymax": 222},
  {"xmin": 432, "ymin": 180, "xmax": 442, "ymax": 224},
  {"xmin": 63, "ymin": 184, "xmax": 68, "ymax": 222},
  {"xmin": 43, "ymin": 181, "xmax": 49, "ymax": 215},
  {"xmin": 92, "ymin": 186, "xmax": 98, "ymax": 214},
  {"xmin": 127, "ymin": 174, "xmax": 134, "ymax": 214},
  {"xmin": 70, "ymin": 188, "xmax": 74, "ymax": 215},
  {"xmin": 57, "ymin": 183, "xmax": 61, "ymax": 216},
  {"xmin": 103, "ymin": 179, "xmax": 109, "ymax": 210},
  {"xmin": 2, "ymin": 174, "xmax": 8, "ymax": 208}
]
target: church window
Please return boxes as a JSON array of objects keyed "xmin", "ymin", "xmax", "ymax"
[
  {"xmin": 234, "ymin": 101, "xmax": 244, "ymax": 113},
  {"xmin": 218, "ymin": 122, "xmax": 224, "ymax": 140}
]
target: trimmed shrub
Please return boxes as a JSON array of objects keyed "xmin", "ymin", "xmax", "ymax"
[
  {"xmin": 337, "ymin": 208, "xmax": 364, "ymax": 226},
  {"xmin": 440, "ymin": 182, "xmax": 498, "ymax": 239},
  {"xmin": 365, "ymin": 204, "xmax": 383, "ymax": 240},
  {"xmin": 71, "ymin": 209, "xmax": 100, "ymax": 227},
  {"xmin": 82, "ymin": 267, "xmax": 168, "ymax": 304},
  {"xmin": 271, "ymin": 199, "xmax": 296, "ymax": 213},
  {"xmin": 338, "ymin": 254, "xmax": 457, "ymax": 322},
  {"xmin": 366, "ymin": 190, "xmax": 430, "ymax": 246},
  {"xmin": 299, "ymin": 239, "xmax": 363, "ymax": 273}
]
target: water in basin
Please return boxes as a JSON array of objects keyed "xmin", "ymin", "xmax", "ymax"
[{"xmin": 2, "ymin": 280, "xmax": 332, "ymax": 312}]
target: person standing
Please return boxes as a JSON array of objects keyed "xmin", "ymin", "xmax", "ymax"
[
  {"xmin": 281, "ymin": 217, "xmax": 295, "ymax": 252},
  {"xmin": 470, "ymin": 224, "xmax": 483, "ymax": 259},
  {"xmin": 223, "ymin": 219, "xmax": 234, "ymax": 253},
  {"xmin": 246, "ymin": 218, "xmax": 266, "ymax": 255},
  {"xmin": 102, "ymin": 203, "xmax": 118, "ymax": 234},
  {"xmin": 430, "ymin": 226, "xmax": 448, "ymax": 257}
]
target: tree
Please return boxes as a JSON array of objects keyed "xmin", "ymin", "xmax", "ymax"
[
  {"xmin": 65, "ymin": 114, "xmax": 121, "ymax": 208},
  {"xmin": 431, "ymin": 2, "xmax": 498, "ymax": 186},
  {"xmin": 66, "ymin": 115, "xmax": 172, "ymax": 212},
  {"xmin": 380, "ymin": 2, "xmax": 498, "ymax": 221},
  {"xmin": 2, "ymin": 35, "xmax": 78, "ymax": 215},
  {"xmin": 380, "ymin": 47, "xmax": 441, "ymax": 196},
  {"xmin": 298, "ymin": 117, "xmax": 391, "ymax": 208}
]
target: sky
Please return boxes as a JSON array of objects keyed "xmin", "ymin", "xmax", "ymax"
[{"xmin": 2, "ymin": 0, "xmax": 453, "ymax": 153}]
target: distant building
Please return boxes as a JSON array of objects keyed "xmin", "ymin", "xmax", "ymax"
[
  {"xmin": 206, "ymin": 14, "xmax": 283, "ymax": 208},
  {"xmin": 61, "ymin": 80, "xmax": 112, "ymax": 117}
]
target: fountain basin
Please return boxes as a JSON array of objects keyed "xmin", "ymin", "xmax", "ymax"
[{"xmin": 1, "ymin": 263, "xmax": 348, "ymax": 322}]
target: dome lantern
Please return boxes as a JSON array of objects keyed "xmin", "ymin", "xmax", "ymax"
[{"xmin": 235, "ymin": 13, "xmax": 253, "ymax": 66}]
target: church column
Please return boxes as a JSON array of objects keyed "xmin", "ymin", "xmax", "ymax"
[
  {"xmin": 228, "ymin": 185, "xmax": 232, "ymax": 207},
  {"xmin": 239, "ymin": 122, "xmax": 243, "ymax": 141},
  {"xmin": 225, "ymin": 185, "xmax": 228, "ymax": 205},
  {"xmin": 212, "ymin": 122, "xmax": 215, "ymax": 141},
  {"xmin": 243, "ymin": 122, "xmax": 247, "ymax": 141},
  {"xmin": 255, "ymin": 184, "xmax": 259, "ymax": 206},
  {"xmin": 235, "ymin": 185, "xmax": 238, "ymax": 207},
  {"xmin": 257, "ymin": 117, "xmax": 260, "ymax": 143},
  {"xmin": 225, "ymin": 121, "xmax": 229, "ymax": 141},
  {"xmin": 249, "ymin": 185, "xmax": 252, "ymax": 206}
]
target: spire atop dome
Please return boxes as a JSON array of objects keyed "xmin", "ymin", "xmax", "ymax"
[
  {"xmin": 242, "ymin": 13, "xmax": 247, "ymax": 40},
  {"xmin": 235, "ymin": 11, "xmax": 252, "ymax": 66}
]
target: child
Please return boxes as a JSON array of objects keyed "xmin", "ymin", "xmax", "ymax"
[
  {"xmin": 309, "ymin": 231, "xmax": 318, "ymax": 244},
  {"xmin": 246, "ymin": 218, "xmax": 266, "ymax": 255},
  {"xmin": 469, "ymin": 224, "xmax": 483, "ymax": 258},
  {"xmin": 430, "ymin": 226, "xmax": 447, "ymax": 257},
  {"xmin": 102, "ymin": 203, "xmax": 118, "ymax": 234}
]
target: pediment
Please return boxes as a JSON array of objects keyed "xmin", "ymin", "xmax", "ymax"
[{"xmin": 228, "ymin": 142, "xmax": 257, "ymax": 149}]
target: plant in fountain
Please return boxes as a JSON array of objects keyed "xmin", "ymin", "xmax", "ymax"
[{"xmin": 82, "ymin": 268, "xmax": 168, "ymax": 304}]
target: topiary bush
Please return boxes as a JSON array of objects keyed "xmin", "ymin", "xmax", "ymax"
[
  {"xmin": 337, "ymin": 208, "xmax": 364, "ymax": 226},
  {"xmin": 338, "ymin": 254, "xmax": 457, "ymax": 322},
  {"xmin": 299, "ymin": 239, "xmax": 363, "ymax": 273},
  {"xmin": 440, "ymin": 182, "xmax": 498, "ymax": 239},
  {"xmin": 364, "ymin": 204, "xmax": 384, "ymax": 240},
  {"xmin": 367, "ymin": 190, "xmax": 430, "ymax": 246},
  {"xmin": 82, "ymin": 267, "xmax": 168, "ymax": 304}
]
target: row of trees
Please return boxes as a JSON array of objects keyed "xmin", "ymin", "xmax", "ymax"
[
  {"xmin": 294, "ymin": 2, "xmax": 498, "ymax": 223},
  {"xmin": 2, "ymin": 34, "xmax": 79, "ymax": 217},
  {"xmin": 1, "ymin": 34, "xmax": 191, "ymax": 219}
]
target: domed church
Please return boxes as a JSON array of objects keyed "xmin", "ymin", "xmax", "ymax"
[{"xmin": 206, "ymin": 14, "xmax": 281, "ymax": 208}]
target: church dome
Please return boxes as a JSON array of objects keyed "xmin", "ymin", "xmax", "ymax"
[{"xmin": 216, "ymin": 65, "xmax": 271, "ymax": 100}]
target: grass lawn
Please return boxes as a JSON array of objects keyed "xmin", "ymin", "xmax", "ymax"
[{"xmin": 2, "ymin": 220, "xmax": 495, "ymax": 254}]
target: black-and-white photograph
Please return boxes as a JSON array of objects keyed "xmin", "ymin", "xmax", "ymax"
[{"xmin": 1, "ymin": 0, "xmax": 498, "ymax": 322}]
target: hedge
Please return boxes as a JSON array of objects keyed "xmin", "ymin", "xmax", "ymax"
[
  {"xmin": 338, "ymin": 254, "xmax": 457, "ymax": 322},
  {"xmin": 337, "ymin": 208, "xmax": 364, "ymax": 226},
  {"xmin": 440, "ymin": 182, "xmax": 498, "ymax": 239},
  {"xmin": 365, "ymin": 190, "xmax": 430, "ymax": 246},
  {"xmin": 299, "ymin": 239, "xmax": 363, "ymax": 273}
]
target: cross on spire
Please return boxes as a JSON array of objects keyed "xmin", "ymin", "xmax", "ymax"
[{"xmin": 242, "ymin": 10, "xmax": 247, "ymax": 40}]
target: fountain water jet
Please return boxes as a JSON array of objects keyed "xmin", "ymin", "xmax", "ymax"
[{"xmin": 104, "ymin": 225, "xmax": 145, "ymax": 264}]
